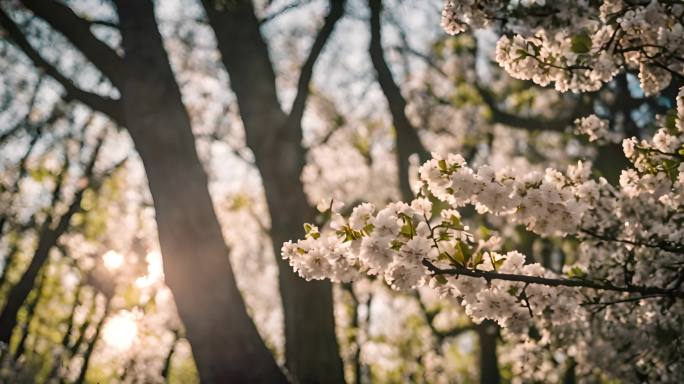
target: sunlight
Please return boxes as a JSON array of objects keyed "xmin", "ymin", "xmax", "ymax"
[
  {"xmin": 102, "ymin": 250, "xmax": 124, "ymax": 271},
  {"xmin": 102, "ymin": 310, "xmax": 138, "ymax": 351},
  {"xmin": 135, "ymin": 251, "xmax": 164, "ymax": 288}
]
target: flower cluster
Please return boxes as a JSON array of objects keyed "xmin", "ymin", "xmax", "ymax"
[
  {"xmin": 418, "ymin": 153, "xmax": 592, "ymax": 236},
  {"xmin": 442, "ymin": 0, "xmax": 684, "ymax": 93},
  {"xmin": 282, "ymin": 195, "xmax": 580, "ymax": 335},
  {"xmin": 284, "ymin": 87, "xmax": 684, "ymax": 382},
  {"xmin": 574, "ymin": 114, "xmax": 619, "ymax": 143}
]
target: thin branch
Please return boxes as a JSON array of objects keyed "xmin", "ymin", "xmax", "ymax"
[
  {"xmin": 580, "ymin": 228, "xmax": 684, "ymax": 255},
  {"xmin": 0, "ymin": 75, "xmax": 44, "ymax": 145},
  {"xmin": 0, "ymin": 8, "xmax": 124, "ymax": 125},
  {"xmin": 414, "ymin": 291, "xmax": 474, "ymax": 342},
  {"xmin": 423, "ymin": 260, "xmax": 684, "ymax": 299},
  {"xmin": 476, "ymin": 84, "xmax": 583, "ymax": 132},
  {"xmin": 87, "ymin": 19, "xmax": 119, "ymax": 29},
  {"xmin": 287, "ymin": 0, "xmax": 346, "ymax": 128},
  {"xmin": 389, "ymin": 44, "xmax": 448, "ymax": 78},
  {"xmin": 73, "ymin": 297, "xmax": 111, "ymax": 384},
  {"xmin": 259, "ymin": 0, "xmax": 314, "ymax": 25},
  {"xmin": 19, "ymin": 0, "xmax": 125, "ymax": 87}
]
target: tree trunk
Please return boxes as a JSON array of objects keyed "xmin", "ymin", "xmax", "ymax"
[
  {"xmin": 475, "ymin": 320, "xmax": 500, "ymax": 384},
  {"xmin": 200, "ymin": 1, "xmax": 345, "ymax": 382},
  {"xmin": 73, "ymin": 299, "xmax": 109, "ymax": 384},
  {"xmin": 113, "ymin": 1, "xmax": 287, "ymax": 382},
  {"xmin": 0, "ymin": 225, "xmax": 60, "ymax": 344},
  {"xmin": 0, "ymin": 135, "xmax": 101, "ymax": 346},
  {"xmin": 13, "ymin": 267, "xmax": 46, "ymax": 361}
]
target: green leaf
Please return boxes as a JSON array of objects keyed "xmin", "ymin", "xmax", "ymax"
[
  {"xmin": 390, "ymin": 241, "xmax": 403, "ymax": 251},
  {"xmin": 304, "ymin": 223, "xmax": 320, "ymax": 239},
  {"xmin": 570, "ymin": 34, "xmax": 592, "ymax": 54},
  {"xmin": 400, "ymin": 223, "xmax": 414, "ymax": 238},
  {"xmin": 567, "ymin": 266, "xmax": 587, "ymax": 279},
  {"xmin": 663, "ymin": 159, "xmax": 679, "ymax": 182},
  {"xmin": 453, "ymin": 242, "xmax": 466, "ymax": 266},
  {"xmin": 471, "ymin": 251, "xmax": 484, "ymax": 268},
  {"xmin": 664, "ymin": 110, "xmax": 677, "ymax": 133},
  {"xmin": 461, "ymin": 243, "xmax": 473, "ymax": 264}
]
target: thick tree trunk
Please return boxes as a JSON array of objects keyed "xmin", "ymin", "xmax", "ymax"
[
  {"xmin": 113, "ymin": 1, "xmax": 287, "ymax": 382},
  {"xmin": 200, "ymin": 1, "xmax": 345, "ymax": 382},
  {"xmin": 4, "ymin": 1, "xmax": 286, "ymax": 380}
]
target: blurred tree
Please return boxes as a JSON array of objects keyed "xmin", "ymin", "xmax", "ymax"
[
  {"xmin": 199, "ymin": 1, "xmax": 347, "ymax": 382},
  {"xmin": 0, "ymin": 1, "xmax": 284, "ymax": 381}
]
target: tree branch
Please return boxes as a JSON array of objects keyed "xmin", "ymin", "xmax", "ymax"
[
  {"xmin": 414, "ymin": 291, "xmax": 474, "ymax": 343},
  {"xmin": 424, "ymin": 260, "xmax": 684, "ymax": 299},
  {"xmin": 287, "ymin": 0, "xmax": 345, "ymax": 127},
  {"xmin": 88, "ymin": 19, "xmax": 119, "ymax": 29},
  {"xmin": 259, "ymin": 0, "xmax": 314, "ymax": 25},
  {"xmin": 368, "ymin": 0, "xmax": 429, "ymax": 201},
  {"xmin": 19, "ymin": 0, "xmax": 125, "ymax": 88},
  {"xmin": 476, "ymin": 84, "xmax": 582, "ymax": 132},
  {"xmin": 580, "ymin": 228, "xmax": 684, "ymax": 255},
  {"xmin": 0, "ymin": 8, "xmax": 124, "ymax": 125},
  {"xmin": 0, "ymin": 75, "xmax": 44, "ymax": 145}
]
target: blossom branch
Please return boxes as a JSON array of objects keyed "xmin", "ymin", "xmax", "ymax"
[
  {"xmin": 580, "ymin": 228, "xmax": 684, "ymax": 255},
  {"xmin": 423, "ymin": 260, "xmax": 684, "ymax": 299}
]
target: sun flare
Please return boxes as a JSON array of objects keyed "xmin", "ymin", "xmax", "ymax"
[
  {"xmin": 102, "ymin": 250, "xmax": 124, "ymax": 271},
  {"xmin": 102, "ymin": 311, "xmax": 138, "ymax": 351}
]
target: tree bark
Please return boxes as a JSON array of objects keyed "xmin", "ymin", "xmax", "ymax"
[
  {"xmin": 200, "ymin": 1, "xmax": 345, "ymax": 382},
  {"xmin": 475, "ymin": 320, "xmax": 500, "ymax": 384},
  {"xmin": 112, "ymin": 1, "xmax": 287, "ymax": 382}
]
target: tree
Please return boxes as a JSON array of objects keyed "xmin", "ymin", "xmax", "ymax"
[
  {"xmin": 4, "ymin": 0, "xmax": 683, "ymax": 382},
  {"xmin": 0, "ymin": 1, "xmax": 285, "ymax": 381},
  {"xmin": 199, "ymin": 1, "xmax": 346, "ymax": 381},
  {"xmin": 283, "ymin": 1, "xmax": 684, "ymax": 382}
]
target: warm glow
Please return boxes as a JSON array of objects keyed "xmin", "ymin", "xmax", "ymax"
[
  {"xmin": 135, "ymin": 251, "xmax": 164, "ymax": 288},
  {"xmin": 102, "ymin": 250, "xmax": 124, "ymax": 271},
  {"xmin": 102, "ymin": 311, "xmax": 138, "ymax": 351}
]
